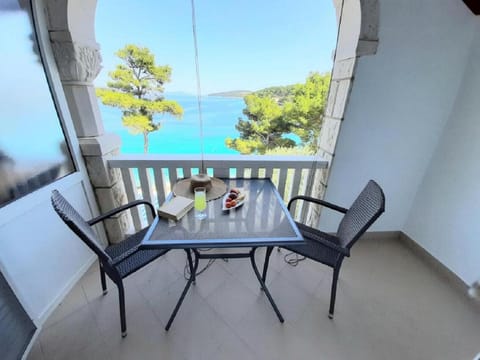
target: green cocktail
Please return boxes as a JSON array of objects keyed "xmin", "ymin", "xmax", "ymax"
[{"xmin": 194, "ymin": 187, "xmax": 207, "ymax": 219}]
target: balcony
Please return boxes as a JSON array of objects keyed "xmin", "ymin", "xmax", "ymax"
[
  {"xmin": 3, "ymin": 0, "xmax": 480, "ymax": 359},
  {"xmin": 26, "ymin": 156, "xmax": 480, "ymax": 360},
  {"xmin": 22, "ymin": 153, "xmax": 480, "ymax": 359}
]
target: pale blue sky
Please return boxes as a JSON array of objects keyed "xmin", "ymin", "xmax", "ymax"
[
  {"xmin": 0, "ymin": 7, "xmax": 68, "ymax": 163},
  {"xmin": 94, "ymin": 0, "xmax": 337, "ymax": 94}
]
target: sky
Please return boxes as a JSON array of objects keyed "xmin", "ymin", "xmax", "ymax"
[
  {"xmin": 0, "ymin": 4, "xmax": 70, "ymax": 164},
  {"xmin": 94, "ymin": 0, "xmax": 337, "ymax": 94}
]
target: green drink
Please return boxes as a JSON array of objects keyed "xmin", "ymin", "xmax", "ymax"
[{"xmin": 194, "ymin": 187, "xmax": 207, "ymax": 219}]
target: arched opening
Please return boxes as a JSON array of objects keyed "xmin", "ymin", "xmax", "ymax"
[
  {"xmin": 92, "ymin": 1, "xmax": 338, "ymax": 158},
  {"xmin": 44, "ymin": 0, "xmax": 380, "ymax": 230}
]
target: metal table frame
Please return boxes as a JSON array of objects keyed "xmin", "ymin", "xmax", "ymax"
[
  {"xmin": 140, "ymin": 178, "xmax": 304, "ymax": 330},
  {"xmin": 167, "ymin": 246, "xmax": 280, "ymax": 331}
]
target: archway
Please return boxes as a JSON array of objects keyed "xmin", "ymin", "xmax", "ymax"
[
  {"xmin": 45, "ymin": 0, "xmax": 131, "ymax": 243},
  {"xmin": 43, "ymin": 0, "xmax": 380, "ymax": 229}
]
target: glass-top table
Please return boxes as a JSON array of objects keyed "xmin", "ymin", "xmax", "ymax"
[
  {"xmin": 140, "ymin": 178, "xmax": 304, "ymax": 330},
  {"xmin": 141, "ymin": 178, "xmax": 303, "ymax": 248}
]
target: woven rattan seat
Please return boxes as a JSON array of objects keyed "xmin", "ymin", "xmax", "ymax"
[
  {"xmin": 283, "ymin": 222, "xmax": 341, "ymax": 267},
  {"xmin": 263, "ymin": 180, "xmax": 385, "ymax": 319},
  {"xmin": 51, "ymin": 190, "xmax": 168, "ymax": 337},
  {"xmin": 105, "ymin": 227, "xmax": 166, "ymax": 278}
]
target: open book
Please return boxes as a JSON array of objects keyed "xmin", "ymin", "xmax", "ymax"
[{"xmin": 157, "ymin": 196, "xmax": 194, "ymax": 221}]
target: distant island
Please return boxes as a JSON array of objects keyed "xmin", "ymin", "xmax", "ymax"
[{"xmin": 208, "ymin": 90, "xmax": 252, "ymax": 98}]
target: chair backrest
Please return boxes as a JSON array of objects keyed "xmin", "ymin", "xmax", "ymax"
[
  {"xmin": 336, "ymin": 180, "xmax": 385, "ymax": 249},
  {"xmin": 51, "ymin": 190, "xmax": 111, "ymax": 265}
]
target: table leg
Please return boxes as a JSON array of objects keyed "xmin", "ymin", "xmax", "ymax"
[
  {"xmin": 262, "ymin": 246, "xmax": 274, "ymax": 283},
  {"xmin": 165, "ymin": 249, "xmax": 195, "ymax": 331},
  {"xmin": 249, "ymin": 248, "xmax": 284, "ymax": 323},
  {"xmin": 186, "ymin": 248, "xmax": 196, "ymax": 282},
  {"xmin": 192, "ymin": 249, "xmax": 200, "ymax": 284}
]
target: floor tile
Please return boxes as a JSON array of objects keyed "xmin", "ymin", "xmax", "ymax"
[
  {"xmin": 103, "ymin": 304, "xmax": 185, "ymax": 360},
  {"xmin": 190, "ymin": 260, "xmax": 232, "ymax": 299},
  {"xmin": 265, "ymin": 271, "xmax": 316, "ymax": 323},
  {"xmin": 142, "ymin": 275, "xmax": 200, "ymax": 328},
  {"xmin": 205, "ymin": 274, "xmax": 258, "ymax": 326},
  {"xmin": 165, "ymin": 250, "xmax": 191, "ymax": 275},
  {"xmin": 32, "ymin": 237, "xmax": 480, "ymax": 360},
  {"xmin": 130, "ymin": 256, "xmax": 182, "ymax": 288},
  {"xmin": 167, "ymin": 295, "xmax": 232, "ymax": 360},
  {"xmin": 230, "ymin": 257, "xmax": 277, "ymax": 295},
  {"xmin": 26, "ymin": 340, "xmax": 44, "ymax": 360},
  {"xmin": 134, "ymin": 257, "xmax": 184, "ymax": 302},
  {"xmin": 209, "ymin": 330, "xmax": 258, "ymax": 360},
  {"xmin": 277, "ymin": 256, "xmax": 327, "ymax": 295},
  {"xmin": 44, "ymin": 283, "xmax": 89, "ymax": 328},
  {"xmin": 39, "ymin": 305, "xmax": 103, "ymax": 360},
  {"xmin": 79, "ymin": 264, "xmax": 113, "ymax": 303}
]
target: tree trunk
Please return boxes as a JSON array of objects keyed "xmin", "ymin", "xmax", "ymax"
[{"xmin": 143, "ymin": 132, "xmax": 149, "ymax": 153}]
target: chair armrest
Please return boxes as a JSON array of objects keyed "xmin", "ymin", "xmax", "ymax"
[
  {"xmin": 287, "ymin": 195, "xmax": 348, "ymax": 214},
  {"xmin": 88, "ymin": 200, "xmax": 156, "ymax": 226}
]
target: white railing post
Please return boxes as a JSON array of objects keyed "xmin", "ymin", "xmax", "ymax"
[{"xmin": 108, "ymin": 154, "xmax": 328, "ymax": 231}]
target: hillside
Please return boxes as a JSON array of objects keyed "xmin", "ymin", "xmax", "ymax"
[{"xmin": 208, "ymin": 90, "xmax": 252, "ymax": 98}]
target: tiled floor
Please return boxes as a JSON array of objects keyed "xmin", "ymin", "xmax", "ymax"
[{"xmin": 28, "ymin": 236, "xmax": 480, "ymax": 360}]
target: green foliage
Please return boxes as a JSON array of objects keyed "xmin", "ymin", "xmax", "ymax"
[
  {"xmin": 96, "ymin": 44, "xmax": 183, "ymax": 153},
  {"xmin": 254, "ymin": 85, "xmax": 296, "ymax": 105},
  {"xmin": 225, "ymin": 94, "xmax": 294, "ymax": 154},
  {"xmin": 226, "ymin": 72, "xmax": 330, "ymax": 154},
  {"xmin": 283, "ymin": 72, "xmax": 330, "ymax": 150}
]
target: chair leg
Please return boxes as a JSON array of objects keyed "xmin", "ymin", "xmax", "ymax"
[
  {"xmin": 329, "ymin": 266, "xmax": 341, "ymax": 319},
  {"xmin": 99, "ymin": 262, "xmax": 107, "ymax": 295},
  {"xmin": 117, "ymin": 282, "xmax": 127, "ymax": 337},
  {"xmin": 262, "ymin": 246, "xmax": 274, "ymax": 283}
]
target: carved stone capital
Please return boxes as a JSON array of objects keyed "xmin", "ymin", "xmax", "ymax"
[{"xmin": 51, "ymin": 41, "xmax": 102, "ymax": 83}]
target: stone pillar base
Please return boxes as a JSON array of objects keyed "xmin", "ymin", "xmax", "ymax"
[{"xmin": 79, "ymin": 133, "xmax": 133, "ymax": 244}]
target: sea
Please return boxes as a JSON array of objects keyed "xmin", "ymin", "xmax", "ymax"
[{"xmin": 100, "ymin": 93, "xmax": 244, "ymax": 155}]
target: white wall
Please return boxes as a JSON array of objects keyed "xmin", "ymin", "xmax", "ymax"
[
  {"xmin": 404, "ymin": 21, "xmax": 480, "ymax": 285},
  {"xmin": 320, "ymin": 0, "xmax": 477, "ymax": 233},
  {"xmin": 0, "ymin": 179, "xmax": 95, "ymax": 323}
]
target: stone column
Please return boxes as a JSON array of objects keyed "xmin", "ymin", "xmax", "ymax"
[
  {"xmin": 49, "ymin": 34, "xmax": 132, "ymax": 243},
  {"xmin": 306, "ymin": 59, "xmax": 355, "ymax": 227},
  {"xmin": 79, "ymin": 134, "xmax": 133, "ymax": 243},
  {"xmin": 305, "ymin": 0, "xmax": 379, "ymax": 227}
]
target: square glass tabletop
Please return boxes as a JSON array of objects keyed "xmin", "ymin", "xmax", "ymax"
[{"xmin": 140, "ymin": 178, "xmax": 304, "ymax": 249}]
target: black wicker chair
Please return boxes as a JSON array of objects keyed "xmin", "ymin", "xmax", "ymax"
[
  {"xmin": 262, "ymin": 180, "xmax": 385, "ymax": 319},
  {"xmin": 51, "ymin": 190, "xmax": 169, "ymax": 337}
]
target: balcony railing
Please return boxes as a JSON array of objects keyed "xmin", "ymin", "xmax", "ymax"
[{"xmin": 108, "ymin": 154, "xmax": 328, "ymax": 230}]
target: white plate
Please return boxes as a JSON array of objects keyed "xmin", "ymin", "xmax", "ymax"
[{"xmin": 222, "ymin": 189, "xmax": 246, "ymax": 211}]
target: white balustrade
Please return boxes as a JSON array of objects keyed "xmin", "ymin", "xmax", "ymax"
[{"xmin": 108, "ymin": 154, "xmax": 328, "ymax": 229}]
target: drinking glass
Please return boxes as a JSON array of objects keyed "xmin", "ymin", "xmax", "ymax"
[{"xmin": 194, "ymin": 187, "xmax": 207, "ymax": 220}]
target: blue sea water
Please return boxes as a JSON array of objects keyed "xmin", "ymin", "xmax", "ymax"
[{"xmin": 100, "ymin": 94, "xmax": 244, "ymax": 154}]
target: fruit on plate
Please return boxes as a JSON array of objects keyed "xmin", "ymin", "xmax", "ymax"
[{"xmin": 223, "ymin": 188, "xmax": 246, "ymax": 209}]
